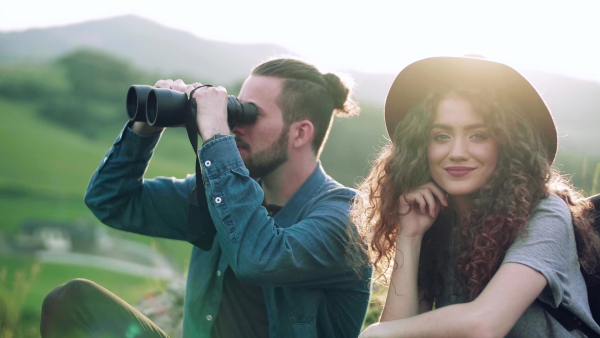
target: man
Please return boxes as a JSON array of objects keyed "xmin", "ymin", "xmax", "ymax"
[{"xmin": 40, "ymin": 57, "xmax": 372, "ymax": 338}]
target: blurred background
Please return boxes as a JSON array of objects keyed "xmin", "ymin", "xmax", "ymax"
[{"xmin": 1, "ymin": 1, "xmax": 599, "ymax": 337}]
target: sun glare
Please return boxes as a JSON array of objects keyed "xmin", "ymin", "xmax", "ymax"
[{"xmin": 1, "ymin": 0, "xmax": 599, "ymax": 82}]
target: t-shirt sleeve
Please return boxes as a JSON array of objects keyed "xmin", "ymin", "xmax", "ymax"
[{"xmin": 502, "ymin": 194, "xmax": 581, "ymax": 307}]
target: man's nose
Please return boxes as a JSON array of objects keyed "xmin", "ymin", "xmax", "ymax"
[{"xmin": 231, "ymin": 123, "xmax": 246, "ymax": 136}]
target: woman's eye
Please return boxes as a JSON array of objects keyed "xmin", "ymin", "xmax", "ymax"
[
  {"xmin": 470, "ymin": 132, "xmax": 488, "ymax": 141},
  {"xmin": 433, "ymin": 133, "xmax": 451, "ymax": 141}
]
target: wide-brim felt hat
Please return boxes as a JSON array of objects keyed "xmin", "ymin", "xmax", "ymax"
[{"xmin": 384, "ymin": 56, "xmax": 558, "ymax": 164}]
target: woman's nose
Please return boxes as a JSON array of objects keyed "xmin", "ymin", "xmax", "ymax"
[{"xmin": 448, "ymin": 139, "xmax": 468, "ymax": 161}]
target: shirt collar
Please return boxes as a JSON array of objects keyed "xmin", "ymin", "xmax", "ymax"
[{"xmin": 269, "ymin": 162, "xmax": 326, "ymax": 227}]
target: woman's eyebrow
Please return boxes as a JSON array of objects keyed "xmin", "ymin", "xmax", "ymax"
[{"xmin": 431, "ymin": 123, "xmax": 486, "ymax": 130}]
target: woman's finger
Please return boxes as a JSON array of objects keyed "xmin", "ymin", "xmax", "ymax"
[
  {"xmin": 424, "ymin": 182, "xmax": 448, "ymax": 207},
  {"xmin": 419, "ymin": 189, "xmax": 439, "ymax": 217}
]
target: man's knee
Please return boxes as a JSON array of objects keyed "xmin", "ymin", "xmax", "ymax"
[
  {"xmin": 43, "ymin": 278, "xmax": 100, "ymax": 310},
  {"xmin": 40, "ymin": 278, "xmax": 101, "ymax": 336}
]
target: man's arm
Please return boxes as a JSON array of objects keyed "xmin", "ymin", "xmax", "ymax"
[
  {"xmin": 84, "ymin": 123, "xmax": 192, "ymax": 240},
  {"xmin": 131, "ymin": 121, "xmax": 164, "ymax": 136}
]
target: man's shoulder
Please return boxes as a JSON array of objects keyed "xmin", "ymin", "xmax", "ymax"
[
  {"xmin": 298, "ymin": 165, "xmax": 357, "ymax": 206},
  {"xmin": 315, "ymin": 176, "xmax": 357, "ymax": 204}
]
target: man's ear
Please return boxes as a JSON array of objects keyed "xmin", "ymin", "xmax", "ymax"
[{"xmin": 290, "ymin": 120, "xmax": 314, "ymax": 149}]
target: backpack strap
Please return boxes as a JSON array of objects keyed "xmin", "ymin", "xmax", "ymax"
[
  {"xmin": 538, "ymin": 301, "xmax": 600, "ymax": 338},
  {"xmin": 539, "ymin": 193, "xmax": 600, "ymax": 338},
  {"xmin": 588, "ymin": 193, "xmax": 600, "ymax": 323},
  {"xmin": 590, "ymin": 193, "xmax": 600, "ymax": 212}
]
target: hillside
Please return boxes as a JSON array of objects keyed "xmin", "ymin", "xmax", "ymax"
[
  {"xmin": 1, "ymin": 14, "xmax": 599, "ymax": 165},
  {"xmin": 521, "ymin": 69, "xmax": 600, "ymax": 151},
  {"xmin": 2, "ymin": 15, "xmax": 599, "ymax": 141}
]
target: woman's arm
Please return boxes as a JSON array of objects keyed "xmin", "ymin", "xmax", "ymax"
[
  {"xmin": 380, "ymin": 182, "xmax": 447, "ymax": 320},
  {"xmin": 361, "ymin": 262, "xmax": 547, "ymax": 338},
  {"xmin": 379, "ymin": 236, "xmax": 424, "ymax": 321}
]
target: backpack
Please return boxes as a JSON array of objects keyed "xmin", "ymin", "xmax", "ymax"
[
  {"xmin": 540, "ymin": 193, "xmax": 600, "ymax": 337},
  {"xmin": 586, "ymin": 193, "xmax": 600, "ymax": 323}
]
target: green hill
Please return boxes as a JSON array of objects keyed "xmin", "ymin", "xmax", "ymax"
[
  {"xmin": 1, "ymin": 14, "xmax": 599, "ymax": 156},
  {"xmin": 0, "ymin": 97, "xmax": 193, "ymax": 232}
]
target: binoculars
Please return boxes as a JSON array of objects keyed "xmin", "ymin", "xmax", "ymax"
[{"xmin": 126, "ymin": 85, "xmax": 258, "ymax": 127}]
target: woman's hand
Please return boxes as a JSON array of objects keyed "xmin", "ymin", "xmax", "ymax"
[{"xmin": 397, "ymin": 182, "xmax": 447, "ymax": 238}]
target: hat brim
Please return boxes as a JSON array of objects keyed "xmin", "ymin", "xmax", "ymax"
[{"xmin": 384, "ymin": 56, "xmax": 557, "ymax": 164}]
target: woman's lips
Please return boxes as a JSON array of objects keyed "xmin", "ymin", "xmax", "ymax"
[{"xmin": 445, "ymin": 166, "xmax": 475, "ymax": 177}]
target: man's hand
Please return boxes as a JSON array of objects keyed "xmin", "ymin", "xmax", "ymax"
[{"xmin": 188, "ymin": 85, "xmax": 231, "ymax": 141}]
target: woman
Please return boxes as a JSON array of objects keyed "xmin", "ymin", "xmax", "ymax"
[{"xmin": 354, "ymin": 56, "xmax": 600, "ymax": 337}]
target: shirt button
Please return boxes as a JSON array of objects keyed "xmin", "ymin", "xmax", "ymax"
[
  {"xmin": 216, "ymin": 270, "xmax": 222, "ymax": 276},
  {"xmin": 215, "ymin": 197, "xmax": 222, "ymax": 203},
  {"xmin": 206, "ymin": 315, "xmax": 213, "ymax": 321},
  {"xmin": 204, "ymin": 160, "xmax": 211, "ymax": 167}
]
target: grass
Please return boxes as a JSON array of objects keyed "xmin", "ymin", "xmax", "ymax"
[
  {"xmin": 0, "ymin": 99, "xmax": 193, "ymax": 200},
  {"xmin": 0, "ymin": 97, "xmax": 194, "ymax": 235},
  {"xmin": 592, "ymin": 163, "xmax": 600, "ymax": 195}
]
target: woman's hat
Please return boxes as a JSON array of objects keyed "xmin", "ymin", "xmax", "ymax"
[{"xmin": 384, "ymin": 56, "xmax": 558, "ymax": 164}]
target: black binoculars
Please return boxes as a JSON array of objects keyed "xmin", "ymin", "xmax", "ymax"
[{"xmin": 126, "ymin": 85, "xmax": 258, "ymax": 127}]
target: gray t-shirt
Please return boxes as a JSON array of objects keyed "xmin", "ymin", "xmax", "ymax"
[{"xmin": 427, "ymin": 194, "xmax": 600, "ymax": 337}]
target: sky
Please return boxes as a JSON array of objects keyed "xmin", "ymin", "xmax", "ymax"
[{"xmin": 1, "ymin": 0, "xmax": 599, "ymax": 83}]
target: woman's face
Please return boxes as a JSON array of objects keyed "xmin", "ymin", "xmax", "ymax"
[{"xmin": 427, "ymin": 94, "xmax": 499, "ymax": 197}]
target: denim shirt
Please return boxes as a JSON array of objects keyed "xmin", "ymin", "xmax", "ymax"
[{"xmin": 84, "ymin": 125, "xmax": 372, "ymax": 338}]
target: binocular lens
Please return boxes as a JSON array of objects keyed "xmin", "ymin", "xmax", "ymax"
[
  {"xmin": 146, "ymin": 90, "xmax": 157, "ymax": 125},
  {"xmin": 126, "ymin": 85, "xmax": 153, "ymax": 122}
]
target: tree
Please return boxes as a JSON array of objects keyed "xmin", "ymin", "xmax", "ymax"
[{"xmin": 39, "ymin": 48, "xmax": 146, "ymax": 137}]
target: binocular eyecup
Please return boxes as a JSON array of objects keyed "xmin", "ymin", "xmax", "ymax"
[{"xmin": 126, "ymin": 85, "xmax": 258, "ymax": 127}]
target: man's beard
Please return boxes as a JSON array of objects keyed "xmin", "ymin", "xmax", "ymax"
[{"xmin": 238, "ymin": 126, "xmax": 289, "ymax": 179}]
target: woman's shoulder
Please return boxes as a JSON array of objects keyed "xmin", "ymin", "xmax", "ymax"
[
  {"xmin": 535, "ymin": 193, "xmax": 570, "ymax": 215},
  {"xmin": 528, "ymin": 193, "xmax": 572, "ymax": 233},
  {"xmin": 508, "ymin": 194, "xmax": 576, "ymax": 261}
]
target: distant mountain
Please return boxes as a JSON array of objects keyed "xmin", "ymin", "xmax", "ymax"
[
  {"xmin": 1, "ymin": 14, "xmax": 599, "ymax": 153},
  {"xmin": 0, "ymin": 14, "xmax": 397, "ymax": 104},
  {"xmin": 0, "ymin": 15, "xmax": 290, "ymax": 85},
  {"xmin": 521, "ymin": 70, "xmax": 600, "ymax": 151}
]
